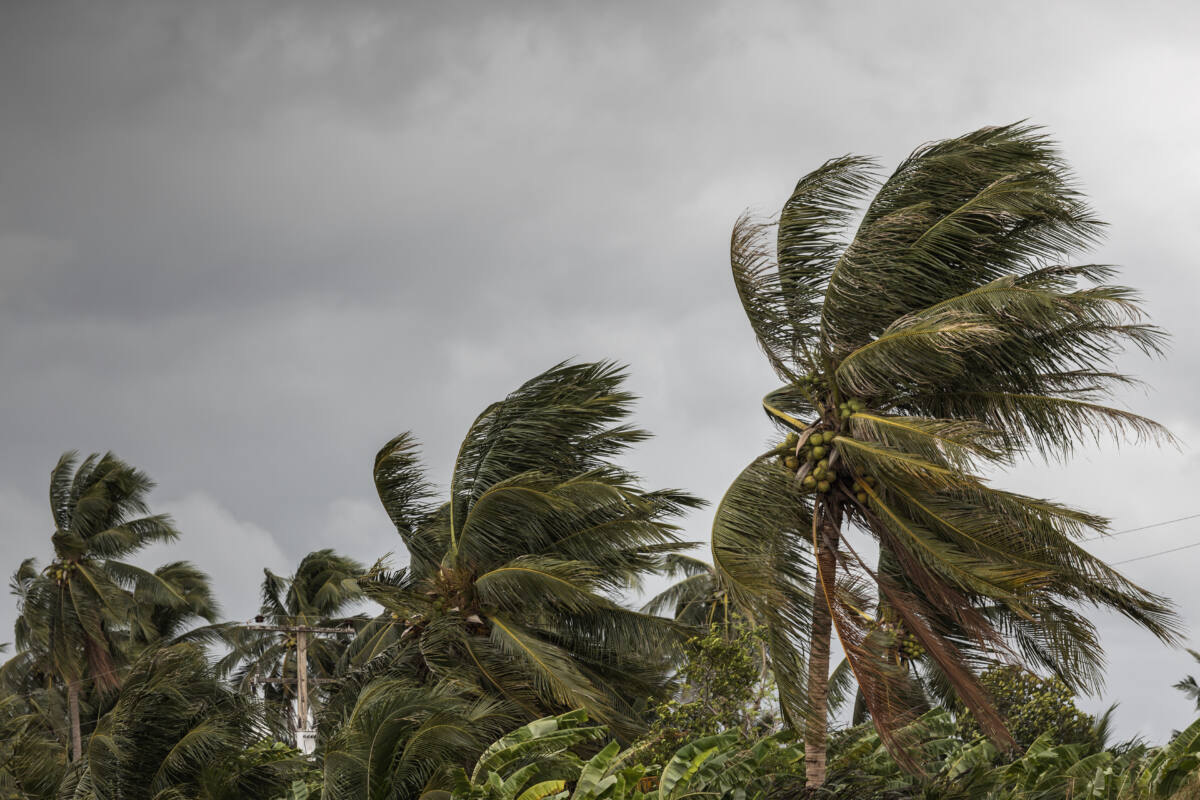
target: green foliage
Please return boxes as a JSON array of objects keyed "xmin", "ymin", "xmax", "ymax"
[
  {"xmin": 955, "ymin": 666, "xmax": 1095, "ymax": 751},
  {"xmin": 1174, "ymin": 649, "xmax": 1200, "ymax": 712},
  {"xmin": 713, "ymin": 124, "xmax": 1180, "ymax": 777},
  {"xmin": 320, "ymin": 679, "xmax": 514, "ymax": 800},
  {"xmin": 351, "ymin": 362, "xmax": 704, "ymax": 738},
  {"xmin": 6, "ymin": 451, "xmax": 220, "ymax": 765},
  {"xmin": 822, "ymin": 708, "xmax": 1200, "ymax": 800},
  {"xmin": 637, "ymin": 624, "xmax": 778, "ymax": 766},
  {"xmin": 449, "ymin": 710, "xmax": 800, "ymax": 800},
  {"xmin": 64, "ymin": 643, "xmax": 307, "ymax": 800}
]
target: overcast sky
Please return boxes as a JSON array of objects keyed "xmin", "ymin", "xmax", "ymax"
[{"xmin": 3, "ymin": 0, "xmax": 1199, "ymax": 741}]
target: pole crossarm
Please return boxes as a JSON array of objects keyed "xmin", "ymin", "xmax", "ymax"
[{"xmin": 240, "ymin": 624, "xmax": 353, "ymax": 634}]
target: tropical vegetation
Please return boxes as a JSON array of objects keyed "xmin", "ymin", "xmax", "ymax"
[
  {"xmin": 2, "ymin": 125, "xmax": 1197, "ymax": 799},
  {"xmin": 712, "ymin": 122, "xmax": 1179, "ymax": 784}
]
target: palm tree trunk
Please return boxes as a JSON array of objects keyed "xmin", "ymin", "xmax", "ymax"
[
  {"xmin": 805, "ymin": 506, "xmax": 840, "ymax": 788},
  {"xmin": 67, "ymin": 679, "xmax": 82, "ymax": 761}
]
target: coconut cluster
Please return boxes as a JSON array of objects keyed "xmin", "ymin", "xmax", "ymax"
[
  {"xmin": 837, "ymin": 397, "xmax": 867, "ymax": 418},
  {"xmin": 877, "ymin": 620, "xmax": 925, "ymax": 661},
  {"xmin": 774, "ymin": 421, "xmax": 876, "ymax": 505},
  {"xmin": 48, "ymin": 561, "xmax": 78, "ymax": 586},
  {"xmin": 850, "ymin": 477, "xmax": 876, "ymax": 505},
  {"xmin": 775, "ymin": 431, "xmax": 838, "ymax": 493}
]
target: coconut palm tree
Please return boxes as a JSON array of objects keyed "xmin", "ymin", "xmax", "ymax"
[
  {"xmin": 320, "ymin": 679, "xmax": 515, "ymax": 800},
  {"xmin": 350, "ymin": 361, "xmax": 702, "ymax": 739},
  {"xmin": 13, "ymin": 452, "xmax": 198, "ymax": 762},
  {"xmin": 639, "ymin": 555, "xmax": 736, "ymax": 629},
  {"xmin": 712, "ymin": 123, "xmax": 1180, "ymax": 784},
  {"xmin": 1173, "ymin": 650, "xmax": 1200, "ymax": 711},
  {"xmin": 220, "ymin": 549, "xmax": 365, "ymax": 731},
  {"xmin": 61, "ymin": 643, "xmax": 305, "ymax": 800}
]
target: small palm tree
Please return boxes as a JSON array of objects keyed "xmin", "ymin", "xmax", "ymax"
[
  {"xmin": 320, "ymin": 679, "xmax": 515, "ymax": 800},
  {"xmin": 640, "ymin": 555, "xmax": 735, "ymax": 628},
  {"xmin": 13, "ymin": 452, "xmax": 200, "ymax": 761},
  {"xmin": 352, "ymin": 361, "xmax": 702, "ymax": 738},
  {"xmin": 713, "ymin": 124, "xmax": 1180, "ymax": 784},
  {"xmin": 1173, "ymin": 649, "xmax": 1200, "ymax": 711}
]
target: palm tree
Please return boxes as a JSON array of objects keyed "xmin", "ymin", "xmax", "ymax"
[
  {"xmin": 14, "ymin": 452, "xmax": 197, "ymax": 762},
  {"xmin": 221, "ymin": 549, "xmax": 365, "ymax": 732},
  {"xmin": 127, "ymin": 561, "xmax": 221, "ymax": 650},
  {"xmin": 1173, "ymin": 650, "xmax": 1200, "ymax": 711},
  {"xmin": 712, "ymin": 123, "xmax": 1180, "ymax": 784},
  {"xmin": 62, "ymin": 643, "xmax": 306, "ymax": 800},
  {"xmin": 320, "ymin": 679, "xmax": 515, "ymax": 800},
  {"xmin": 351, "ymin": 361, "xmax": 702, "ymax": 739},
  {"xmin": 639, "ymin": 555, "xmax": 736, "ymax": 628}
]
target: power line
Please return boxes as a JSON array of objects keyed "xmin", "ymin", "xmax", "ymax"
[
  {"xmin": 1085, "ymin": 512, "xmax": 1200, "ymax": 543},
  {"xmin": 1111, "ymin": 540, "xmax": 1200, "ymax": 566}
]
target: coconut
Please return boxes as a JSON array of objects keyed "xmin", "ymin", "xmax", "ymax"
[
  {"xmin": 817, "ymin": 481, "xmax": 831, "ymax": 493},
  {"xmin": 802, "ymin": 475, "xmax": 817, "ymax": 489},
  {"xmin": 856, "ymin": 492, "xmax": 868, "ymax": 504},
  {"xmin": 784, "ymin": 456, "xmax": 800, "ymax": 470}
]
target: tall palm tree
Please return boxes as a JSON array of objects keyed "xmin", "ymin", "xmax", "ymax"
[
  {"xmin": 14, "ymin": 452, "xmax": 196, "ymax": 762},
  {"xmin": 221, "ymin": 549, "xmax": 365, "ymax": 731},
  {"xmin": 712, "ymin": 123, "xmax": 1180, "ymax": 784},
  {"xmin": 351, "ymin": 361, "xmax": 702, "ymax": 739}
]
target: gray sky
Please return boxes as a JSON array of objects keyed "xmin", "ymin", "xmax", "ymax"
[{"xmin": 3, "ymin": 0, "xmax": 1199, "ymax": 741}]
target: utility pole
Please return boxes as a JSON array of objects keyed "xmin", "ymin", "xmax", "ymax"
[
  {"xmin": 240, "ymin": 622, "xmax": 352, "ymax": 754},
  {"xmin": 296, "ymin": 629, "xmax": 308, "ymax": 736}
]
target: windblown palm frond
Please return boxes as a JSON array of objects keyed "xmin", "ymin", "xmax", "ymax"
[
  {"xmin": 321, "ymin": 679, "xmax": 515, "ymax": 800},
  {"xmin": 639, "ymin": 555, "xmax": 734, "ymax": 628},
  {"xmin": 353, "ymin": 362, "xmax": 703, "ymax": 740},
  {"xmin": 716, "ymin": 123, "xmax": 1179, "ymax": 784},
  {"xmin": 67, "ymin": 643, "xmax": 304, "ymax": 800}
]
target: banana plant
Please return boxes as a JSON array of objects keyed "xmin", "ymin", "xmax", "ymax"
[{"xmin": 444, "ymin": 711, "xmax": 800, "ymax": 800}]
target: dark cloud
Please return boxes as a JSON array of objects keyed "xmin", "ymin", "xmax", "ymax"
[{"xmin": 3, "ymin": 0, "xmax": 1199, "ymax": 738}]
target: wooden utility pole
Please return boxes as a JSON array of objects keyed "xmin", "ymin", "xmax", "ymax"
[
  {"xmin": 295, "ymin": 629, "xmax": 308, "ymax": 732},
  {"xmin": 239, "ymin": 623, "xmax": 351, "ymax": 752}
]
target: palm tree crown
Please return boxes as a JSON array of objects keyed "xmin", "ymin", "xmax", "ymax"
[{"xmin": 353, "ymin": 361, "xmax": 703, "ymax": 738}]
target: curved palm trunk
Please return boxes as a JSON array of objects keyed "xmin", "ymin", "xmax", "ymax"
[
  {"xmin": 67, "ymin": 678, "xmax": 82, "ymax": 761},
  {"xmin": 805, "ymin": 506, "xmax": 840, "ymax": 788}
]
